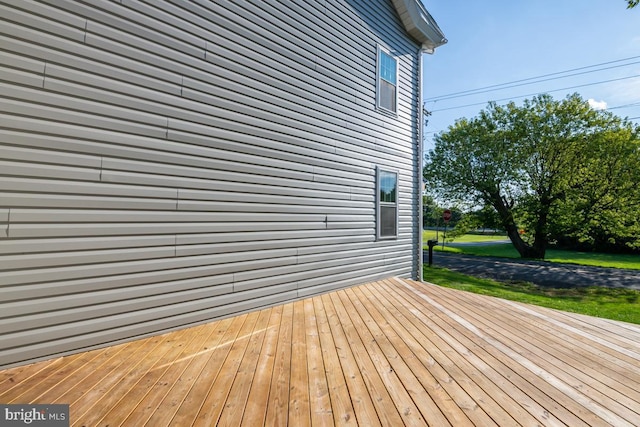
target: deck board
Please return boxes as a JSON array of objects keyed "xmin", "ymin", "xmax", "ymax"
[
  {"xmin": 313, "ymin": 293, "xmax": 358, "ymax": 425},
  {"xmin": 288, "ymin": 300, "xmax": 311, "ymax": 427},
  {"xmin": 321, "ymin": 292, "xmax": 384, "ymax": 426},
  {"xmin": 303, "ymin": 298, "xmax": 333, "ymax": 426},
  {"xmin": 263, "ymin": 301, "xmax": 294, "ymax": 427},
  {"xmin": 1, "ymin": 278, "xmax": 639, "ymax": 426},
  {"xmin": 241, "ymin": 305, "xmax": 282, "ymax": 426}
]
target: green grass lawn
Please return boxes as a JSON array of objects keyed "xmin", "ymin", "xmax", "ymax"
[
  {"xmin": 437, "ymin": 243, "xmax": 640, "ymax": 270},
  {"xmin": 421, "ymin": 231, "xmax": 640, "ymax": 322},
  {"xmin": 423, "ymin": 230, "xmax": 507, "ymax": 243},
  {"xmin": 423, "ymin": 266, "xmax": 640, "ymax": 324}
]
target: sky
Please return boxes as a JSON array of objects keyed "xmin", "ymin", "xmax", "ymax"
[{"xmin": 420, "ymin": 0, "xmax": 640, "ymax": 153}]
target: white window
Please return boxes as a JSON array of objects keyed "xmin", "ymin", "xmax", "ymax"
[
  {"xmin": 377, "ymin": 47, "xmax": 398, "ymax": 114},
  {"xmin": 377, "ymin": 167, "xmax": 398, "ymax": 239}
]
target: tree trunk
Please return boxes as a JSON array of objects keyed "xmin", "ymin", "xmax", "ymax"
[
  {"xmin": 504, "ymin": 222, "xmax": 542, "ymax": 259},
  {"xmin": 489, "ymin": 191, "xmax": 543, "ymax": 259},
  {"xmin": 529, "ymin": 205, "xmax": 549, "ymax": 259}
]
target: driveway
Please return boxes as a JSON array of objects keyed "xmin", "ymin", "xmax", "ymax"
[{"xmin": 424, "ymin": 251, "xmax": 640, "ymax": 290}]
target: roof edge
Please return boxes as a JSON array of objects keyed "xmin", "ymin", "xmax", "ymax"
[{"xmin": 391, "ymin": 0, "xmax": 447, "ymax": 53}]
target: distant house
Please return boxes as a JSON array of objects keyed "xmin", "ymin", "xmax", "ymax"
[{"xmin": 0, "ymin": 0, "xmax": 446, "ymax": 368}]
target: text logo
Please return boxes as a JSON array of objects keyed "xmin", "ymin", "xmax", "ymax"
[{"xmin": 1, "ymin": 405, "xmax": 69, "ymax": 426}]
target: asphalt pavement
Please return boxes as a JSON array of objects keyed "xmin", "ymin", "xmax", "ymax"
[{"xmin": 424, "ymin": 251, "xmax": 640, "ymax": 290}]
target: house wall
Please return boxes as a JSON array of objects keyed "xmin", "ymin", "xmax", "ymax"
[{"xmin": 0, "ymin": 0, "xmax": 422, "ymax": 368}]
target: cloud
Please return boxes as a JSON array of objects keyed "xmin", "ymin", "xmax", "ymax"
[
  {"xmin": 606, "ymin": 74, "xmax": 640, "ymax": 104},
  {"xmin": 588, "ymin": 98, "xmax": 607, "ymax": 110}
]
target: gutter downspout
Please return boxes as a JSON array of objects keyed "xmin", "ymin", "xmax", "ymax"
[{"xmin": 417, "ymin": 47, "xmax": 425, "ymax": 281}]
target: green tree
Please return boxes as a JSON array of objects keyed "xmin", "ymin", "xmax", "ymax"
[
  {"xmin": 547, "ymin": 125, "xmax": 640, "ymax": 252},
  {"xmin": 628, "ymin": 0, "xmax": 639, "ymax": 9},
  {"xmin": 475, "ymin": 205, "xmax": 504, "ymax": 233},
  {"xmin": 422, "ymin": 195, "xmax": 442, "ymax": 228},
  {"xmin": 447, "ymin": 212, "xmax": 481, "ymax": 240},
  {"xmin": 424, "ymin": 94, "xmax": 640, "ymax": 259}
]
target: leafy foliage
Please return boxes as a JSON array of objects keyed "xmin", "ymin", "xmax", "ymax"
[
  {"xmin": 424, "ymin": 93, "xmax": 640, "ymax": 258},
  {"xmin": 422, "ymin": 195, "xmax": 463, "ymax": 228}
]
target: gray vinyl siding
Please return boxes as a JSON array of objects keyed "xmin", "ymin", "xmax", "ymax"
[{"xmin": 0, "ymin": 0, "xmax": 422, "ymax": 368}]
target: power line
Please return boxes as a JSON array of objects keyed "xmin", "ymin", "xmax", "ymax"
[
  {"xmin": 426, "ymin": 61, "xmax": 640, "ymax": 103},
  {"xmin": 425, "ymin": 55, "xmax": 640, "ymax": 102},
  {"xmin": 425, "ymin": 103, "xmax": 640, "ymax": 137},
  {"xmin": 429, "ymin": 74, "xmax": 640, "ymax": 113},
  {"xmin": 608, "ymin": 102, "xmax": 640, "ymax": 110}
]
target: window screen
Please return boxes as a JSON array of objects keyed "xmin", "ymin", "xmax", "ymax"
[
  {"xmin": 377, "ymin": 168, "xmax": 398, "ymax": 239},
  {"xmin": 378, "ymin": 49, "xmax": 397, "ymax": 113}
]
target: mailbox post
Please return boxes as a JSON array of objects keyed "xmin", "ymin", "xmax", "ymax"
[{"xmin": 427, "ymin": 239, "xmax": 438, "ymax": 267}]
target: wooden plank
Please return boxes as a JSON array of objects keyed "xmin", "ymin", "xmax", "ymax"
[
  {"xmin": 215, "ymin": 308, "xmax": 272, "ymax": 426},
  {"xmin": 241, "ymin": 305, "xmax": 283, "ymax": 425},
  {"xmin": 5, "ymin": 349, "xmax": 112, "ymax": 404},
  {"xmin": 81, "ymin": 325, "xmax": 206, "ymax": 426},
  {"xmin": 359, "ymin": 283, "xmax": 498, "ymax": 427},
  {"xmin": 339, "ymin": 286, "xmax": 451, "ymax": 425},
  {"xmin": 311, "ymin": 296, "xmax": 358, "ymax": 425},
  {"xmin": 128, "ymin": 315, "xmax": 240, "ymax": 426},
  {"xmin": 1, "ymin": 279, "xmax": 639, "ymax": 426},
  {"xmin": 263, "ymin": 301, "xmax": 294, "ymax": 426},
  {"xmin": 500, "ymin": 297, "xmax": 640, "ymax": 367},
  {"xmin": 390, "ymin": 280, "xmax": 596, "ymax": 426},
  {"xmin": 65, "ymin": 335, "xmax": 167, "ymax": 422},
  {"xmin": 321, "ymin": 292, "xmax": 389, "ymax": 426},
  {"xmin": 557, "ymin": 309, "xmax": 640, "ymax": 342},
  {"xmin": 424, "ymin": 278, "xmax": 640, "ymax": 426},
  {"xmin": 376, "ymin": 280, "xmax": 526, "ymax": 426},
  {"xmin": 394, "ymin": 280, "xmax": 594, "ymax": 425},
  {"xmin": 432, "ymin": 281, "xmax": 640, "ymax": 388},
  {"xmin": 0, "ymin": 353, "xmax": 92, "ymax": 403},
  {"xmin": 0, "ymin": 358, "xmax": 64, "ymax": 397},
  {"xmin": 40, "ymin": 336, "xmax": 160, "ymax": 421},
  {"xmin": 348, "ymin": 285, "xmax": 471, "ymax": 426},
  {"xmin": 302, "ymin": 298, "xmax": 333, "ymax": 426},
  {"xmin": 431, "ymin": 283, "xmax": 640, "ymax": 375},
  {"xmin": 328, "ymin": 291, "xmax": 426, "ymax": 427},
  {"xmin": 386, "ymin": 279, "xmax": 587, "ymax": 426},
  {"xmin": 414, "ymin": 281, "xmax": 640, "ymax": 406},
  {"xmin": 186, "ymin": 309, "xmax": 262, "ymax": 424},
  {"xmin": 416, "ymin": 279, "xmax": 640, "ymax": 425},
  {"xmin": 288, "ymin": 300, "xmax": 311, "ymax": 426}
]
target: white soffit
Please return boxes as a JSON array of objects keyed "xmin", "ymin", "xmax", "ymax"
[{"xmin": 391, "ymin": 0, "xmax": 447, "ymax": 53}]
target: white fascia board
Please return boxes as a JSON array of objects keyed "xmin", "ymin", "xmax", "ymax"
[{"xmin": 391, "ymin": 0, "xmax": 447, "ymax": 53}]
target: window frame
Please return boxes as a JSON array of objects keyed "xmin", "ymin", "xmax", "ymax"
[
  {"xmin": 376, "ymin": 166, "xmax": 399, "ymax": 240},
  {"xmin": 376, "ymin": 45, "xmax": 399, "ymax": 115}
]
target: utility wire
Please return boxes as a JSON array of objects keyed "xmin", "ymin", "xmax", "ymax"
[
  {"xmin": 426, "ymin": 61, "xmax": 640, "ymax": 102},
  {"xmin": 429, "ymin": 74, "xmax": 640, "ymax": 113},
  {"xmin": 425, "ymin": 55, "xmax": 640, "ymax": 102},
  {"xmin": 426, "ymin": 104, "xmax": 640, "ymax": 136},
  {"xmin": 608, "ymin": 102, "xmax": 640, "ymax": 110}
]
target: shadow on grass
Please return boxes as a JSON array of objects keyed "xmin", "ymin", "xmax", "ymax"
[{"xmin": 429, "ymin": 242, "xmax": 640, "ymax": 270}]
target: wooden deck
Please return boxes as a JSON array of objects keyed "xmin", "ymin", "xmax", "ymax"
[{"xmin": 1, "ymin": 278, "xmax": 639, "ymax": 426}]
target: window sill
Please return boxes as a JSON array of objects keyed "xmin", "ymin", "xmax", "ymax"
[{"xmin": 376, "ymin": 106, "xmax": 398, "ymax": 118}]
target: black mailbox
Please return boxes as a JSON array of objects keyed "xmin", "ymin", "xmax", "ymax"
[{"xmin": 426, "ymin": 239, "xmax": 438, "ymax": 266}]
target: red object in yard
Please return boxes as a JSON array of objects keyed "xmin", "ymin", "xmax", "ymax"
[{"xmin": 443, "ymin": 209, "xmax": 452, "ymax": 223}]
